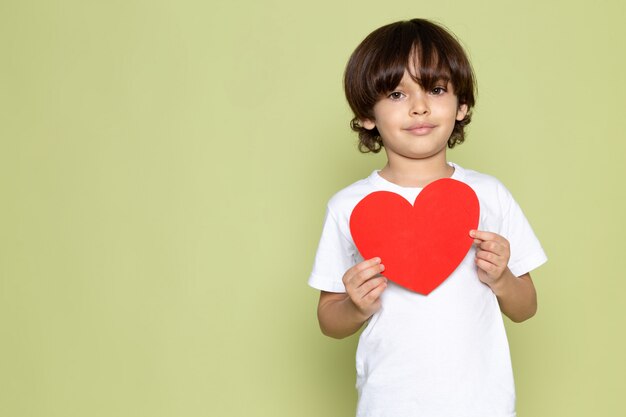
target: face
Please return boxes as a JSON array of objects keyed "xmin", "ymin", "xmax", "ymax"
[{"xmin": 362, "ymin": 71, "xmax": 468, "ymax": 162}]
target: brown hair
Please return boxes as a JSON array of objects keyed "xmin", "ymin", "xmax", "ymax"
[{"xmin": 344, "ymin": 19, "xmax": 476, "ymax": 153}]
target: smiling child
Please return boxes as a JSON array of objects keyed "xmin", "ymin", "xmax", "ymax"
[{"xmin": 309, "ymin": 19, "xmax": 547, "ymax": 417}]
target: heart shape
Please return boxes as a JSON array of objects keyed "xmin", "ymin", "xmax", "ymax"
[{"xmin": 349, "ymin": 178, "xmax": 479, "ymax": 295}]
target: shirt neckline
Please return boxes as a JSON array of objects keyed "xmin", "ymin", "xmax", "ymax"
[{"xmin": 368, "ymin": 162, "xmax": 465, "ymax": 192}]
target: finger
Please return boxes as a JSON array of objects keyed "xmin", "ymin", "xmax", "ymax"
[
  {"xmin": 344, "ymin": 258, "xmax": 381, "ymax": 284},
  {"xmin": 478, "ymin": 240, "xmax": 504, "ymax": 255},
  {"xmin": 353, "ymin": 263, "xmax": 386, "ymax": 287},
  {"xmin": 470, "ymin": 230, "xmax": 504, "ymax": 243},
  {"xmin": 475, "ymin": 249, "xmax": 502, "ymax": 266},
  {"xmin": 352, "ymin": 257, "xmax": 382, "ymax": 273},
  {"xmin": 346, "ymin": 262, "xmax": 385, "ymax": 289},
  {"xmin": 476, "ymin": 258, "xmax": 497, "ymax": 274},
  {"xmin": 358, "ymin": 275, "xmax": 388, "ymax": 298},
  {"xmin": 362, "ymin": 279, "xmax": 387, "ymax": 303}
]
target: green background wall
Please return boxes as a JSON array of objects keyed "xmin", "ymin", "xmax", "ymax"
[{"xmin": 1, "ymin": 0, "xmax": 624, "ymax": 415}]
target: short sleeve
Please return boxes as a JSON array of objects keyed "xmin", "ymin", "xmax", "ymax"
[
  {"xmin": 499, "ymin": 184, "xmax": 548, "ymax": 277},
  {"xmin": 308, "ymin": 205, "xmax": 357, "ymax": 293}
]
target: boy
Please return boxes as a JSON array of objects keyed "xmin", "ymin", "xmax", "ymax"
[{"xmin": 308, "ymin": 19, "xmax": 547, "ymax": 417}]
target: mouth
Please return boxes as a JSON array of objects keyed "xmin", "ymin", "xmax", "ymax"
[{"xmin": 405, "ymin": 123, "xmax": 436, "ymax": 135}]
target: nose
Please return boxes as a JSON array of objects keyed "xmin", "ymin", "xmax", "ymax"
[{"xmin": 410, "ymin": 94, "xmax": 429, "ymax": 116}]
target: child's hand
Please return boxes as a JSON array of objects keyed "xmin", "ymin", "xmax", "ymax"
[
  {"xmin": 470, "ymin": 230, "xmax": 512, "ymax": 288},
  {"xmin": 342, "ymin": 257, "xmax": 387, "ymax": 320}
]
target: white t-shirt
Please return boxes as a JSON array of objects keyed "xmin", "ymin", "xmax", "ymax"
[{"xmin": 309, "ymin": 163, "xmax": 547, "ymax": 417}]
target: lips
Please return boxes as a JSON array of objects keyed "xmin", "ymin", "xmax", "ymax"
[{"xmin": 405, "ymin": 123, "xmax": 436, "ymax": 135}]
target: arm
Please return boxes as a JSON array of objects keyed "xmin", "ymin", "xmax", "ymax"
[
  {"xmin": 317, "ymin": 258, "xmax": 387, "ymax": 339},
  {"xmin": 470, "ymin": 230, "xmax": 538, "ymax": 323}
]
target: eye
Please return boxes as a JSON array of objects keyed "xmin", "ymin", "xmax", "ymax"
[
  {"xmin": 387, "ymin": 91, "xmax": 405, "ymax": 100},
  {"xmin": 431, "ymin": 86, "xmax": 447, "ymax": 95}
]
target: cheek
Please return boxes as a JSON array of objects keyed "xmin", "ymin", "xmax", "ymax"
[{"xmin": 376, "ymin": 117, "xmax": 399, "ymax": 135}]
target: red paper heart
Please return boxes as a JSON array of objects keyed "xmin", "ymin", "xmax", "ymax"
[{"xmin": 349, "ymin": 178, "xmax": 479, "ymax": 295}]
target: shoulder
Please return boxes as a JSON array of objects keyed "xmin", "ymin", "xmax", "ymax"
[
  {"xmin": 326, "ymin": 173, "xmax": 379, "ymax": 217},
  {"xmin": 456, "ymin": 164, "xmax": 514, "ymax": 205},
  {"xmin": 454, "ymin": 164, "xmax": 520, "ymax": 232},
  {"xmin": 459, "ymin": 165, "xmax": 506, "ymax": 191}
]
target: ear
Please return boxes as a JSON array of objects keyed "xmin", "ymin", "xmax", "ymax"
[
  {"xmin": 361, "ymin": 119, "xmax": 376, "ymax": 130},
  {"xmin": 456, "ymin": 104, "xmax": 468, "ymax": 121}
]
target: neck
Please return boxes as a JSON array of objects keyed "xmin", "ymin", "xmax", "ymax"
[{"xmin": 379, "ymin": 154, "xmax": 453, "ymax": 188}]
